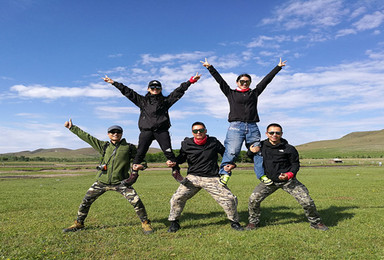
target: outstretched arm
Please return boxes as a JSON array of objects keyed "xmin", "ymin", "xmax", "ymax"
[
  {"xmin": 166, "ymin": 72, "xmax": 201, "ymax": 107},
  {"xmin": 254, "ymin": 57, "xmax": 287, "ymax": 95},
  {"xmin": 200, "ymin": 57, "xmax": 231, "ymax": 96},
  {"xmin": 103, "ymin": 75, "xmax": 143, "ymax": 107},
  {"xmin": 64, "ymin": 119, "xmax": 107, "ymax": 154}
]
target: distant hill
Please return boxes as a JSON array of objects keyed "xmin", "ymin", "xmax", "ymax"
[
  {"xmin": 0, "ymin": 147, "xmax": 162, "ymax": 159},
  {"xmin": 296, "ymin": 129, "xmax": 384, "ymax": 158}
]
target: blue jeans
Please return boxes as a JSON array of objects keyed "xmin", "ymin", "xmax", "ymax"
[{"xmin": 220, "ymin": 121, "xmax": 265, "ymax": 179}]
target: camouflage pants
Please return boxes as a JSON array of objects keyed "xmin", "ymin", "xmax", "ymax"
[
  {"xmin": 168, "ymin": 175, "xmax": 239, "ymax": 222},
  {"xmin": 76, "ymin": 181, "xmax": 148, "ymax": 223},
  {"xmin": 248, "ymin": 178, "xmax": 322, "ymax": 225}
]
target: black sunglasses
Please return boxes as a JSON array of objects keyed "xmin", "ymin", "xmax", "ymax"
[
  {"xmin": 268, "ymin": 131, "xmax": 281, "ymax": 136},
  {"xmin": 239, "ymin": 80, "xmax": 251, "ymax": 85},
  {"xmin": 149, "ymin": 86, "xmax": 162, "ymax": 90},
  {"xmin": 192, "ymin": 128, "xmax": 205, "ymax": 134},
  {"xmin": 109, "ymin": 130, "xmax": 122, "ymax": 134}
]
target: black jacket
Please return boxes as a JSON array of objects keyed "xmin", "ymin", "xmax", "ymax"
[
  {"xmin": 260, "ymin": 138, "xmax": 300, "ymax": 182},
  {"xmin": 113, "ymin": 81, "xmax": 192, "ymax": 131},
  {"xmin": 207, "ymin": 65, "xmax": 281, "ymax": 122},
  {"xmin": 176, "ymin": 136, "xmax": 225, "ymax": 177}
]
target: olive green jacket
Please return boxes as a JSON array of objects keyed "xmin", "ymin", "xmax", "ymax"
[{"xmin": 70, "ymin": 125, "xmax": 136, "ymax": 185}]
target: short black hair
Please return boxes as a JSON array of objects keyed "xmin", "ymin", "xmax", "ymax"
[
  {"xmin": 192, "ymin": 121, "xmax": 206, "ymax": 129},
  {"xmin": 266, "ymin": 123, "xmax": 283, "ymax": 132},
  {"xmin": 236, "ymin": 73, "xmax": 252, "ymax": 83}
]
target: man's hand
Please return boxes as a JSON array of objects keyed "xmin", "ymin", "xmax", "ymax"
[
  {"xmin": 249, "ymin": 145, "xmax": 260, "ymax": 153},
  {"xmin": 200, "ymin": 58, "xmax": 211, "ymax": 68},
  {"xmin": 64, "ymin": 119, "xmax": 73, "ymax": 129},
  {"xmin": 166, "ymin": 160, "xmax": 177, "ymax": 168},
  {"xmin": 132, "ymin": 164, "xmax": 144, "ymax": 171},
  {"xmin": 278, "ymin": 57, "xmax": 287, "ymax": 67},
  {"xmin": 223, "ymin": 164, "xmax": 236, "ymax": 173},
  {"xmin": 279, "ymin": 172, "xmax": 294, "ymax": 181},
  {"xmin": 103, "ymin": 75, "xmax": 114, "ymax": 84}
]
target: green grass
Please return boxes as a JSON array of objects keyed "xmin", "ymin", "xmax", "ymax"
[{"xmin": 1, "ymin": 165, "xmax": 384, "ymax": 259}]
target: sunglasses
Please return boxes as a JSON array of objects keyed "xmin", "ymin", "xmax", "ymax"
[
  {"xmin": 109, "ymin": 131, "xmax": 122, "ymax": 134},
  {"xmin": 268, "ymin": 131, "xmax": 281, "ymax": 136},
  {"xmin": 149, "ymin": 86, "xmax": 162, "ymax": 90},
  {"xmin": 192, "ymin": 128, "xmax": 205, "ymax": 134},
  {"xmin": 239, "ymin": 80, "xmax": 251, "ymax": 85}
]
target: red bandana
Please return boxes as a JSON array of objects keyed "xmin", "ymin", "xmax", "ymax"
[
  {"xmin": 236, "ymin": 87, "xmax": 250, "ymax": 92},
  {"xmin": 194, "ymin": 136, "xmax": 207, "ymax": 145}
]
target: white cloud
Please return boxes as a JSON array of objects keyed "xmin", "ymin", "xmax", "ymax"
[
  {"xmin": 261, "ymin": 0, "xmax": 346, "ymax": 30},
  {"xmin": 350, "ymin": 6, "xmax": 367, "ymax": 19},
  {"xmin": 336, "ymin": 28, "xmax": 357, "ymax": 37},
  {"xmin": 95, "ymin": 106, "xmax": 140, "ymax": 119},
  {"xmin": 353, "ymin": 10, "xmax": 384, "ymax": 31},
  {"xmin": 247, "ymin": 35, "xmax": 281, "ymax": 48},
  {"xmin": 10, "ymin": 84, "xmax": 119, "ymax": 99},
  {"xmin": 141, "ymin": 51, "xmax": 211, "ymax": 65},
  {"xmin": 15, "ymin": 113, "xmax": 42, "ymax": 118},
  {"xmin": 108, "ymin": 53, "xmax": 123, "ymax": 58}
]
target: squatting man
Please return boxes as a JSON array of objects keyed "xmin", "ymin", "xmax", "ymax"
[
  {"xmin": 166, "ymin": 121, "xmax": 243, "ymax": 232},
  {"xmin": 246, "ymin": 123, "xmax": 329, "ymax": 231}
]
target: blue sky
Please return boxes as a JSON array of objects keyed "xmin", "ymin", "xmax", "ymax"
[{"xmin": 1, "ymin": 0, "xmax": 384, "ymax": 154}]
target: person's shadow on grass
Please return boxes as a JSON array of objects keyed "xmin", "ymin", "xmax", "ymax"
[
  {"xmin": 156, "ymin": 205, "xmax": 356, "ymax": 230},
  {"xmin": 237, "ymin": 205, "xmax": 356, "ymax": 228}
]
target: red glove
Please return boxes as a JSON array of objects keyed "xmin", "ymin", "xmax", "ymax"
[
  {"xmin": 285, "ymin": 172, "xmax": 294, "ymax": 179},
  {"xmin": 189, "ymin": 76, "xmax": 198, "ymax": 83}
]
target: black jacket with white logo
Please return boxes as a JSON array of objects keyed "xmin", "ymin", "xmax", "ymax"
[{"xmin": 261, "ymin": 138, "xmax": 300, "ymax": 182}]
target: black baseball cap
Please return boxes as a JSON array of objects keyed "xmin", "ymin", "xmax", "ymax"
[{"xmin": 148, "ymin": 80, "xmax": 162, "ymax": 88}]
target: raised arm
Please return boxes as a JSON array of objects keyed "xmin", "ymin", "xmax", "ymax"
[
  {"xmin": 166, "ymin": 72, "xmax": 201, "ymax": 107},
  {"xmin": 254, "ymin": 57, "xmax": 286, "ymax": 95},
  {"xmin": 103, "ymin": 75, "xmax": 143, "ymax": 107},
  {"xmin": 200, "ymin": 58, "xmax": 231, "ymax": 96},
  {"xmin": 64, "ymin": 119, "xmax": 107, "ymax": 154}
]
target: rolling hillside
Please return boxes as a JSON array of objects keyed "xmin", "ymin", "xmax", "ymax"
[
  {"xmin": 1, "ymin": 129, "xmax": 383, "ymax": 159},
  {"xmin": 296, "ymin": 129, "xmax": 384, "ymax": 158},
  {"xmin": 1, "ymin": 147, "xmax": 162, "ymax": 159}
]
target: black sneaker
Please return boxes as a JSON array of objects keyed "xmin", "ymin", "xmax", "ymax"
[
  {"xmin": 167, "ymin": 220, "xmax": 181, "ymax": 233},
  {"xmin": 230, "ymin": 221, "xmax": 244, "ymax": 231},
  {"xmin": 310, "ymin": 223, "xmax": 329, "ymax": 231}
]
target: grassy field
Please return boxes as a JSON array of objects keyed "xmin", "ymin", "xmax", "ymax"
[{"xmin": 1, "ymin": 163, "xmax": 383, "ymax": 259}]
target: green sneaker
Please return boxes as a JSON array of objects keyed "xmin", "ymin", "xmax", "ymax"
[
  {"xmin": 260, "ymin": 175, "xmax": 273, "ymax": 185},
  {"xmin": 63, "ymin": 220, "xmax": 84, "ymax": 233},
  {"xmin": 219, "ymin": 174, "xmax": 230, "ymax": 186}
]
